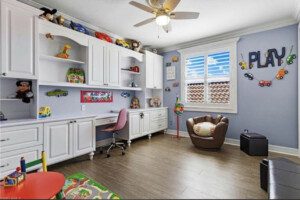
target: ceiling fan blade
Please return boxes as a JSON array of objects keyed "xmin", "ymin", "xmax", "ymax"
[
  {"xmin": 134, "ymin": 18, "xmax": 155, "ymax": 27},
  {"xmin": 162, "ymin": 23, "xmax": 172, "ymax": 33},
  {"xmin": 171, "ymin": 12, "xmax": 200, "ymax": 19},
  {"xmin": 129, "ymin": 1, "xmax": 155, "ymax": 14},
  {"xmin": 163, "ymin": 0, "xmax": 181, "ymax": 12},
  {"xmin": 148, "ymin": 0, "xmax": 163, "ymax": 9}
]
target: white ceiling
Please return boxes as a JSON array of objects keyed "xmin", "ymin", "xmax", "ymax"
[{"xmin": 30, "ymin": 0, "xmax": 299, "ymax": 49}]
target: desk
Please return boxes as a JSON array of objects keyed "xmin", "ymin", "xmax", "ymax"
[{"xmin": 0, "ymin": 172, "xmax": 65, "ymax": 199}]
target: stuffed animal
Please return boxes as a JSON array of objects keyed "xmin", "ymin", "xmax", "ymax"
[
  {"xmin": 39, "ymin": 7, "xmax": 57, "ymax": 23},
  {"xmin": 127, "ymin": 40, "xmax": 141, "ymax": 52},
  {"xmin": 16, "ymin": 80, "xmax": 34, "ymax": 103}
]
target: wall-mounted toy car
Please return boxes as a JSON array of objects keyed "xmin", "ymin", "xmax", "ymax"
[
  {"xmin": 286, "ymin": 54, "xmax": 296, "ymax": 65},
  {"xmin": 46, "ymin": 89, "xmax": 68, "ymax": 97},
  {"xmin": 259, "ymin": 80, "xmax": 272, "ymax": 87},
  {"xmin": 239, "ymin": 61, "xmax": 247, "ymax": 70},
  {"xmin": 115, "ymin": 39, "xmax": 130, "ymax": 49},
  {"xmin": 244, "ymin": 73, "xmax": 254, "ymax": 80},
  {"xmin": 276, "ymin": 68, "xmax": 288, "ymax": 80},
  {"xmin": 39, "ymin": 106, "xmax": 51, "ymax": 118}
]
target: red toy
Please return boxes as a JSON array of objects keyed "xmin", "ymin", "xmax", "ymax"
[
  {"xmin": 130, "ymin": 66, "xmax": 140, "ymax": 73},
  {"xmin": 95, "ymin": 32, "xmax": 112, "ymax": 43},
  {"xmin": 259, "ymin": 80, "xmax": 272, "ymax": 87}
]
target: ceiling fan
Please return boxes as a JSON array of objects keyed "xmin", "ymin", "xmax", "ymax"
[{"xmin": 129, "ymin": 0, "xmax": 200, "ymax": 33}]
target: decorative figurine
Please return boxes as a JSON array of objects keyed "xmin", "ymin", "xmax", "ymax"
[
  {"xmin": 56, "ymin": 44, "xmax": 71, "ymax": 59},
  {"xmin": 244, "ymin": 73, "xmax": 254, "ymax": 80},
  {"xmin": 16, "ymin": 80, "xmax": 34, "ymax": 103},
  {"xmin": 259, "ymin": 80, "xmax": 272, "ymax": 87},
  {"xmin": 46, "ymin": 89, "xmax": 68, "ymax": 97},
  {"xmin": 149, "ymin": 97, "xmax": 161, "ymax": 107},
  {"xmin": 56, "ymin": 15, "xmax": 65, "ymax": 26},
  {"xmin": 39, "ymin": 7, "xmax": 57, "ymax": 23},
  {"xmin": 95, "ymin": 32, "xmax": 113, "ymax": 43},
  {"xmin": 130, "ymin": 97, "xmax": 140, "ymax": 109},
  {"xmin": 39, "ymin": 106, "xmax": 52, "ymax": 118},
  {"xmin": 70, "ymin": 21, "xmax": 90, "ymax": 35},
  {"xmin": 276, "ymin": 68, "xmax": 288, "ymax": 80},
  {"xmin": 66, "ymin": 68, "xmax": 85, "ymax": 84}
]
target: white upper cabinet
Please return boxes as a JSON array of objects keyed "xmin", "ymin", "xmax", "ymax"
[
  {"xmin": 88, "ymin": 38, "xmax": 105, "ymax": 86},
  {"xmin": 1, "ymin": 1, "xmax": 38, "ymax": 79},
  {"xmin": 145, "ymin": 51, "xmax": 163, "ymax": 89},
  {"xmin": 105, "ymin": 45, "xmax": 120, "ymax": 86}
]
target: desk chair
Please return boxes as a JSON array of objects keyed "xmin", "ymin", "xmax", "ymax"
[{"xmin": 101, "ymin": 108, "xmax": 127, "ymax": 158}]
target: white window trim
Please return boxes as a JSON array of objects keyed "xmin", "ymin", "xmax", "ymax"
[{"xmin": 178, "ymin": 38, "xmax": 239, "ymax": 114}]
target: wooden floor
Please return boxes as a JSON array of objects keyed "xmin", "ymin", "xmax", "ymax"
[{"xmin": 49, "ymin": 133, "xmax": 300, "ymax": 199}]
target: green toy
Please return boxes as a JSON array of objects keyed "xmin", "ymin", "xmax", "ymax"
[
  {"xmin": 46, "ymin": 89, "xmax": 68, "ymax": 97},
  {"xmin": 286, "ymin": 45, "xmax": 296, "ymax": 65},
  {"xmin": 66, "ymin": 68, "xmax": 85, "ymax": 84}
]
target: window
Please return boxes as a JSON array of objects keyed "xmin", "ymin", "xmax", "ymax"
[{"xmin": 179, "ymin": 38, "xmax": 238, "ymax": 113}]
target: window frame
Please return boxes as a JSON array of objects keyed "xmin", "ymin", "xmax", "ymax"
[{"xmin": 179, "ymin": 38, "xmax": 239, "ymax": 113}]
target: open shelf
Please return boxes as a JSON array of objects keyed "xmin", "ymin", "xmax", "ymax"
[
  {"xmin": 121, "ymin": 69, "xmax": 141, "ymax": 75},
  {"xmin": 39, "ymin": 81, "xmax": 143, "ymax": 91},
  {"xmin": 40, "ymin": 54, "xmax": 85, "ymax": 65}
]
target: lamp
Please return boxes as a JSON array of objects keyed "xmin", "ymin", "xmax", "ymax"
[{"xmin": 155, "ymin": 14, "xmax": 170, "ymax": 26}]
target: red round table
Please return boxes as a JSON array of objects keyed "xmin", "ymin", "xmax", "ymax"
[{"xmin": 0, "ymin": 172, "xmax": 65, "ymax": 199}]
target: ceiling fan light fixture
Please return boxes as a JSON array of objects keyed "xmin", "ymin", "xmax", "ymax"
[{"xmin": 155, "ymin": 14, "xmax": 170, "ymax": 26}]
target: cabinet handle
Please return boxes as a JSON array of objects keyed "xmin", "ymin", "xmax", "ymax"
[
  {"xmin": 0, "ymin": 163, "xmax": 9, "ymax": 168},
  {"xmin": 1, "ymin": 73, "xmax": 6, "ymax": 76},
  {"xmin": 73, "ymin": 120, "xmax": 77, "ymax": 123},
  {"xmin": 70, "ymin": 121, "xmax": 73, "ymax": 124},
  {"xmin": 0, "ymin": 138, "xmax": 10, "ymax": 142}
]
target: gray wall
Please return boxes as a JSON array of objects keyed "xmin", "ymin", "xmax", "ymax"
[{"xmin": 163, "ymin": 24, "xmax": 298, "ymax": 148}]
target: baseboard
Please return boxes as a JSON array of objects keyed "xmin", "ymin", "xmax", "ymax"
[{"xmin": 167, "ymin": 130, "xmax": 299, "ymax": 157}]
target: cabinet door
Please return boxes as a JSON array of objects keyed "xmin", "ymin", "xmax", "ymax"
[
  {"xmin": 73, "ymin": 118, "xmax": 94, "ymax": 156},
  {"xmin": 1, "ymin": 1, "xmax": 37, "ymax": 79},
  {"xmin": 129, "ymin": 113, "xmax": 141, "ymax": 138},
  {"xmin": 44, "ymin": 121, "xmax": 73, "ymax": 165},
  {"xmin": 141, "ymin": 112, "xmax": 150, "ymax": 135},
  {"xmin": 106, "ymin": 46, "xmax": 120, "ymax": 86},
  {"xmin": 145, "ymin": 52, "xmax": 154, "ymax": 89},
  {"xmin": 153, "ymin": 54, "xmax": 163, "ymax": 89},
  {"xmin": 88, "ymin": 38, "xmax": 105, "ymax": 86}
]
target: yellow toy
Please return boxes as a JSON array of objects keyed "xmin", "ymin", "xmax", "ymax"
[
  {"xmin": 56, "ymin": 44, "xmax": 71, "ymax": 59},
  {"xmin": 39, "ymin": 106, "xmax": 51, "ymax": 118},
  {"xmin": 239, "ymin": 61, "xmax": 247, "ymax": 70}
]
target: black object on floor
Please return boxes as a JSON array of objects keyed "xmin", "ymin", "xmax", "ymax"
[
  {"xmin": 260, "ymin": 158, "xmax": 269, "ymax": 191},
  {"xmin": 240, "ymin": 132, "xmax": 268, "ymax": 156}
]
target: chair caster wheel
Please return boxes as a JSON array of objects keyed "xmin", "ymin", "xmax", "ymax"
[
  {"xmin": 122, "ymin": 151, "xmax": 125, "ymax": 155},
  {"xmin": 100, "ymin": 150, "xmax": 103, "ymax": 154},
  {"xmin": 106, "ymin": 154, "xmax": 110, "ymax": 158},
  {"xmin": 123, "ymin": 145, "xmax": 127, "ymax": 150}
]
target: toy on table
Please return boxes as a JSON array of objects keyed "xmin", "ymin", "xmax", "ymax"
[
  {"xmin": 116, "ymin": 39, "xmax": 130, "ymax": 49},
  {"xmin": 39, "ymin": 106, "xmax": 51, "ymax": 118},
  {"xmin": 46, "ymin": 89, "xmax": 68, "ymax": 97},
  {"xmin": 39, "ymin": 7, "xmax": 57, "ymax": 23},
  {"xmin": 16, "ymin": 80, "xmax": 34, "ymax": 103},
  {"xmin": 70, "ymin": 21, "xmax": 90, "ymax": 35},
  {"xmin": 130, "ymin": 97, "xmax": 140, "ymax": 109},
  {"xmin": 56, "ymin": 44, "xmax": 71, "ymax": 59},
  {"xmin": 95, "ymin": 32, "xmax": 113, "ymax": 43},
  {"xmin": 66, "ymin": 68, "xmax": 85, "ymax": 83},
  {"xmin": 276, "ymin": 68, "xmax": 288, "ymax": 80},
  {"xmin": 259, "ymin": 80, "xmax": 272, "ymax": 87},
  {"xmin": 4, "ymin": 167, "xmax": 25, "ymax": 187}
]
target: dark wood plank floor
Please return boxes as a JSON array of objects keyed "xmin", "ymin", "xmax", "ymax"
[{"xmin": 49, "ymin": 133, "xmax": 300, "ymax": 199}]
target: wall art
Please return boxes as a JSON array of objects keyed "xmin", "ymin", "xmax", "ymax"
[{"xmin": 80, "ymin": 90, "xmax": 113, "ymax": 103}]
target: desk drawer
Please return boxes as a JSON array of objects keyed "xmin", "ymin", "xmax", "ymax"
[
  {"xmin": 0, "ymin": 145, "xmax": 43, "ymax": 179},
  {"xmin": 151, "ymin": 119, "xmax": 167, "ymax": 132},
  {"xmin": 94, "ymin": 117, "xmax": 117, "ymax": 126},
  {"xmin": 150, "ymin": 109, "xmax": 167, "ymax": 119},
  {"xmin": 0, "ymin": 124, "xmax": 43, "ymax": 152}
]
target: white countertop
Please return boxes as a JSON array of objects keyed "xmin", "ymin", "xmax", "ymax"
[
  {"xmin": 127, "ymin": 107, "xmax": 168, "ymax": 112},
  {"xmin": 0, "ymin": 113, "xmax": 119, "ymax": 128}
]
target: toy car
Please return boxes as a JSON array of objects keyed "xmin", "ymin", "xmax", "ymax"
[
  {"xmin": 244, "ymin": 73, "xmax": 254, "ymax": 80},
  {"xmin": 70, "ymin": 21, "xmax": 89, "ymax": 35},
  {"xmin": 259, "ymin": 80, "xmax": 272, "ymax": 87},
  {"xmin": 39, "ymin": 106, "xmax": 51, "ymax": 118},
  {"xmin": 46, "ymin": 89, "xmax": 68, "ymax": 97},
  {"xmin": 276, "ymin": 68, "xmax": 288, "ymax": 80},
  {"xmin": 286, "ymin": 54, "xmax": 296, "ymax": 65},
  {"xmin": 115, "ymin": 39, "xmax": 130, "ymax": 49},
  {"xmin": 95, "ymin": 32, "xmax": 112, "ymax": 43},
  {"xmin": 239, "ymin": 61, "xmax": 247, "ymax": 70}
]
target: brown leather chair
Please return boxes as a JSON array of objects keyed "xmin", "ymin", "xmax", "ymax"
[{"xmin": 186, "ymin": 115, "xmax": 229, "ymax": 150}]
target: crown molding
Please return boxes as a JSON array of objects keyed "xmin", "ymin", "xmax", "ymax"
[
  {"xmin": 159, "ymin": 18, "xmax": 298, "ymax": 53},
  {"xmin": 18, "ymin": 0, "xmax": 122, "ymax": 40}
]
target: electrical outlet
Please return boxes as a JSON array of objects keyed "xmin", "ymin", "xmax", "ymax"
[{"xmin": 81, "ymin": 105, "xmax": 86, "ymax": 111}]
